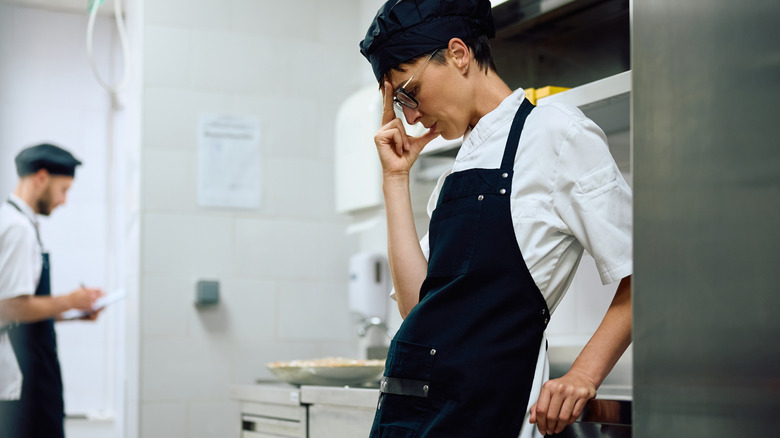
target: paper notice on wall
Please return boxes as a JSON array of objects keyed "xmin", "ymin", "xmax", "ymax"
[{"xmin": 197, "ymin": 114, "xmax": 261, "ymax": 209}]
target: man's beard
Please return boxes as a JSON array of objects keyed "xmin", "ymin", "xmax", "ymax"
[{"xmin": 36, "ymin": 190, "xmax": 54, "ymax": 216}]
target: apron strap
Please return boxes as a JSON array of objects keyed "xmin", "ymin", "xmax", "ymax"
[
  {"xmin": 2, "ymin": 199, "xmax": 46, "ymax": 333},
  {"xmin": 6, "ymin": 199, "xmax": 42, "ymax": 247},
  {"xmin": 500, "ymin": 98, "xmax": 535, "ymax": 171}
]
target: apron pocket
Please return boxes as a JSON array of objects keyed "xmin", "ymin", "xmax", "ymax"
[
  {"xmin": 374, "ymin": 340, "xmax": 439, "ymax": 436},
  {"xmin": 383, "ymin": 339, "xmax": 437, "ymax": 383},
  {"xmin": 427, "ymin": 195, "xmax": 482, "ymax": 277}
]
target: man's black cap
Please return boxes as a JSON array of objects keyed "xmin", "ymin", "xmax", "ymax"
[
  {"xmin": 15, "ymin": 143, "xmax": 82, "ymax": 177},
  {"xmin": 359, "ymin": 0, "xmax": 495, "ymax": 82}
]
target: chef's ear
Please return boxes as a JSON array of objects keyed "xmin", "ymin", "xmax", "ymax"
[
  {"xmin": 447, "ymin": 38, "xmax": 471, "ymax": 74},
  {"xmin": 33, "ymin": 168, "xmax": 51, "ymax": 186}
]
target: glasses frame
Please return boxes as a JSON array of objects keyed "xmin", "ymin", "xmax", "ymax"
[{"xmin": 394, "ymin": 49, "xmax": 438, "ymax": 110}]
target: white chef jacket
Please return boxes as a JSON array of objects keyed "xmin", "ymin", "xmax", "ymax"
[
  {"xmin": 408, "ymin": 88, "xmax": 633, "ymax": 311},
  {"xmin": 395, "ymin": 88, "xmax": 633, "ymax": 437},
  {"xmin": 0, "ymin": 193, "xmax": 42, "ymax": 400}
]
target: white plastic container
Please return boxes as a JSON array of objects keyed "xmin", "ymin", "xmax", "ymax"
[{"xmin": 348, "ymin": 251, "xmax": 390, "ymax": 320}]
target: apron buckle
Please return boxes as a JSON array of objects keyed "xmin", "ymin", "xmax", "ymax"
[{"xmin": 379, "ymin": 376, "xmax": 430, "ymax": 398}]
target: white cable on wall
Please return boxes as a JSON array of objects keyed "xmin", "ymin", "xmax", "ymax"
[
  {"xmin": 87, "ymin": 0, "xmax": 130, "ymax": 107},
  {"xmin": 86, "ymin": 1, "xmax": 132, "ymax": 423}
]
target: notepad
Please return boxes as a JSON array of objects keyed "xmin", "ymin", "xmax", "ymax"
[{"xmin": 61, "ymin": 290, "xmax": 126, "ymax": 320}]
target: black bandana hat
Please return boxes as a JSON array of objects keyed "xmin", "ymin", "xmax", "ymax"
[{"xmin": 359, "ymin": 0, "xmax": 495, "ymax": 82}]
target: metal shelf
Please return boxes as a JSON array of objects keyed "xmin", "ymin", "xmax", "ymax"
[{"xmin": 537, "ymin": 70, "xmax": 630, "ymax": 134}]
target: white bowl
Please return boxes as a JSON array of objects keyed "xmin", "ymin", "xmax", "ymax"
[{"xmin": 267, "ymin": 358, "xmax": 385, "ymax": 386}]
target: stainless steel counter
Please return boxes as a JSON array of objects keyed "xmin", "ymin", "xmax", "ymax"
[
  {"xmin": 230, "ymin": 384, "xmax": 307, "ymax": 438},
  {"xmin": 230, "ymin": 383, "xmax": 301, "ymax": 406},
  {"xmin": 232, "ymin": 383, "xmax": 632, "ymax": 438},
  {"xmin": 299, "ymin": 385, "xmax": 378, "ymax": 408}
]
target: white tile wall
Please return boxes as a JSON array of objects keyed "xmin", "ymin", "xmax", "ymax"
[
  {"xmin": 141, "ymin": 148, "xmax": 197, "ymax": 213},
  {"xmin": 232, "ymin": 218, "xmax": 319, "ymax": 277},
  {"xmin": 9, "ymin": 6, "xmax": 113, "ymax": 64},
  {"xmin": 188, "ymin": 401, "xmax": 240, "ymax": 438},
  {"xmin": 141, "ymin": 88, "xmax": 230, "ymax": 151},
  {"xmin": 189, "ymin": 31, "xmax": 270, "ymax": 93},
  {"xmin": 140, "ymin": 402, "xmax": 186, "ymax": 438},
  {"xmin": 277, "ymin": 279, "xmax": 352, "ymax": 340},
  {"xmin": 140, "ymin": 274, "xmax": 189, "ymax": 337},
  {"xmin": 0, "ymin": 5, "xmax": 15, "ymax": 60},
  {"xmin": 142, "ymin": 213, "xmax": 235, "ymax": 275},
  {"xmin": 265, "ymin": 158, "xmax": 339, "ymax": 219},
  {"xmin": 231, "ymin": 0, "xmax": 319, "ymax": 40},
  {"xmin": 142, "ymin": 26, "xmax": 192, "ymax": 88},
  {"xmin": 318, "ymin": 221, "xmax": 359, "ymax": 279},
  {"xmin": 144, "ymin": 0, "xmax": 232, "ymax": 30},
  {"xmin": 316, "ymin": 0, "xmax": 362, "ymax": 44},
  {"xmin": 138, "ymin": 1, "xmax": 363, "ymax": 436},
  {"xmin": 226, "ymin": 95, "xmax": 323, "ymax": 160},
  {"xmin": 141, "ymin": 339, "xmax": 233, "ymax": 402},
  {"xmin": 191, "ymin": 277, "xmax": 277, "ymax": 340}
]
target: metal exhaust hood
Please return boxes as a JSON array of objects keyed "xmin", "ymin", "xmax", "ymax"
[{"xmin": 492, "ymin": 0, "xmax": 629, "ymax": 42}]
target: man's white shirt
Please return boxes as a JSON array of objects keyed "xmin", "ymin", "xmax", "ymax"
[{"xmin": 0, "ymin": 194, "xmax": 41, "ymax": 400}]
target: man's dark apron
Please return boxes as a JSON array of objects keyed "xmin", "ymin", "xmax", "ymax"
[
  {"xmin": 370, "ymin": 99, "xmax": 549, "ymax": 438},
  {"xmin": 0, "ymin": 200, "xmax": 65, "ymax": 438}
]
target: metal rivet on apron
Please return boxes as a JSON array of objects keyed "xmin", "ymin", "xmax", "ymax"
[
  {"xmin": 430, "ymin": 348, "xmax": 437, "ymax": 356},
  {"xmin": 477, "ymin": 195, "xmax": 484, "ymax": 201},
  {"xmin": 502, "ymin": 172, "xmax": 509, "ymax": 178},
  {"xmin": 544, "ymin": 318, "xmax": 549, "ymax": 324},
  {"xmin": 541, "ymin": 308, "xmax": 546, "ymax": 315},
  {"xmin": 423, "ymin": 385, "xmax": 429, "ymax": 392},
  {"xmin": 499, "ymin": 188, "xmax": 507, "ymax": 195}
]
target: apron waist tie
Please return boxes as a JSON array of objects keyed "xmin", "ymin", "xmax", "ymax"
[{"xmin": 380, "ymin": 376, "xmax": 430, "ymax": 398}]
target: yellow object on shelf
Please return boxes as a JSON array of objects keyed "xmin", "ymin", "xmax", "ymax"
[
  {"xmin": 524, "ymin": 88, "xmax": 536, "ymax": 105},
  {"xmin": 524, "ymin": 86, "xmax": 570, "ymax": 105}
]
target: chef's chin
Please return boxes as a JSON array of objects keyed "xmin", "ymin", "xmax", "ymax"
[{"xmin": 439, "ymin": 130, "xmax": 461, "ymax": 141}]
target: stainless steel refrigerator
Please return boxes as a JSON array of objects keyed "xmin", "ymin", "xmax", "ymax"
[{"xmin": 632, "ymin": 1, "xmax": 780, "ymax": 436}]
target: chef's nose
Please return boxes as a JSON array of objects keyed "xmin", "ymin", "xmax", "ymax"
[{"xmin": 401, "ymin": 105, "xmax": 422, "ymax": 126}]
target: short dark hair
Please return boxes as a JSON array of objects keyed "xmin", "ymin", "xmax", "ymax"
[{"xmin": 382, "ymin": 35, "xmax": 497, "ymax": 85}]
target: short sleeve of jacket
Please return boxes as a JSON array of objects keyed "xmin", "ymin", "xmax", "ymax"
[
  {"xmin": 0, "ymin": 222, "xmax": 39, "ymax": 311},
  {"xmin": 552, "ymin": 104, "xmax": 632, "ymax": 284}
]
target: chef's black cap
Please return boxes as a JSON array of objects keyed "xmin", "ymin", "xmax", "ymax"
[
  {"xmin": 360, "ymin": 0, "xmax": 495, "ymax": 82},
  {"xmin": 15, "ymin": 143, "xmax": 82, "ymax": 177}
]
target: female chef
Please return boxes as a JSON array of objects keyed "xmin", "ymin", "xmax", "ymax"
[{"xmin": 358, "ymin": 1, "xmax": 633, "ymax": 437}]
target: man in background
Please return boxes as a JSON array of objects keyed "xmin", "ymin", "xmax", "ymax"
[{"xmin": 0, "ymin": 143, "xmax": 103, "ymax": 438}]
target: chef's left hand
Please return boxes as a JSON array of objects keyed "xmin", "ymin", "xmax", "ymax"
[
  {"xmin": 78, "ymin": 307, "xmax": 102, "ymax": 321},
  {"xmin": 529, "ymin": 370, "xmax": 597, "ymax": 436}
]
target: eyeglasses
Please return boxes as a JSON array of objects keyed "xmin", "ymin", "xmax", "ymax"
[{"xmin": 394, "ymin": 49, "xmax": 438, "ymax": 110}]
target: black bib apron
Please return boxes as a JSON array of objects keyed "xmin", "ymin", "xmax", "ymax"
[
  {"xmin": 370, "ymin": 99, "xmax": 549, "ymax": 438},
  {"xmin": 0, "ymin": 200, "xmax": 65, "ymax": 438}
]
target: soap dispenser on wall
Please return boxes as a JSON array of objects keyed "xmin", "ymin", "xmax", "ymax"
[{"xmin": 348, "ymin": 251, "xmax": 391, "ymax": 359}]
